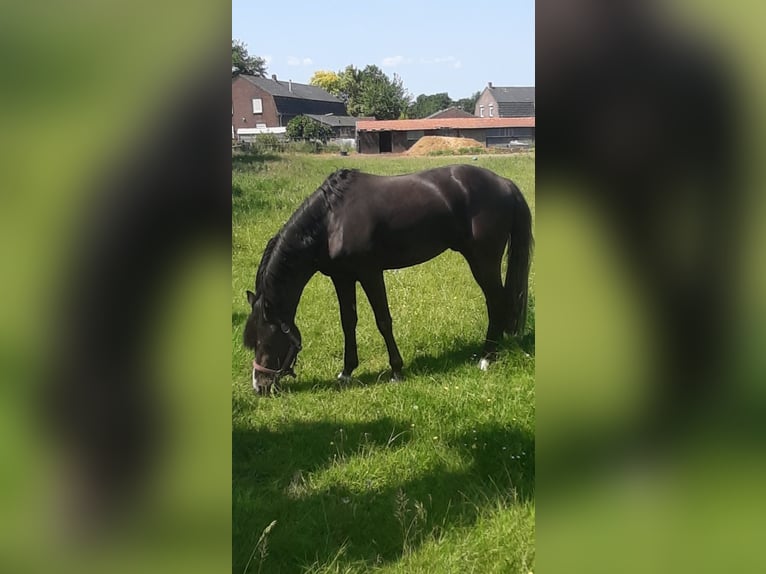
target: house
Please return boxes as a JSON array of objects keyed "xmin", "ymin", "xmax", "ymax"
[
  {"xmin": 356, "ymin": 117, "xmax": 535, "ymax": 154},
  {"xmin": 232, "ymin": 74, "xmax": 347, "ymax": 139},
  {"xmin": 425, "ymin": 107, "xmax": 475, "ymax": 119},
  {"xmin": 474, "ymin": 84, "xmax": 535, "ymax": 118}
]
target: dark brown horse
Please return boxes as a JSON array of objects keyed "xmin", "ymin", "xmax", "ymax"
[{"xmin": 244, "ymin": 164, "xmax": 533, "ymax": 394}]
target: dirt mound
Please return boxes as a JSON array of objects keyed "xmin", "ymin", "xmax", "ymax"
[{"xmin": 406, "ymin": 135, "xmax": 485, "ymax": 156}]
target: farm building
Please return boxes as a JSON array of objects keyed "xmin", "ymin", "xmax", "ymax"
[
  {"xmin": 303, "ymin": 114, "xmax": 374, "ymax": 148},
  {"xmin": 355, "ymin": 117, "xmax": 535, "ymax": 154},
  {"xmin": 305, "ymin": 114, "xmax": 371, "ymax": 140},
  {"xmin": 474, "ymin": 83, "xmax": 535, "ymax": 118},
  {"xmin": 232, "ymin": 74, "xmax": 347, "ymax": 139}
]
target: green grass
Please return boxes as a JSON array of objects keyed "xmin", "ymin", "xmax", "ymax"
[
  {"xmin": 232, "ymin": 153, "xmax": 535, "ymax": 573},
  {"xmin": 427, "ymin": 146, "xmax": 486, "ymax": 156}
]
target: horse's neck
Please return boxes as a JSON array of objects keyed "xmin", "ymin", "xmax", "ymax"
[{"xmin": 269, "ymin": 239, "xmax": 320, "ymax": 322}]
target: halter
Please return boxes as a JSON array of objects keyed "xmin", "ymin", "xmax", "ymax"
[{"xmin": 252, "ymin": 323, "xmax": 302, "ymax": 380}]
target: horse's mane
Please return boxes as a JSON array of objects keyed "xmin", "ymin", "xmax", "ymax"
[
  {"xmin": 318, "ymin": 167, "xmax": 358, "ymax": 206},
  {"xmin": 253, "ymin": 168, "xmax": 358, "ymax": 304},
  {"xmin": 254, "ymin": 233, "xmax": 279, "ymax": 297}
]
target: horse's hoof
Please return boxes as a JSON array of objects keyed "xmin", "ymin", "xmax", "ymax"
[
  {"xmin": 390, "ymin": 372, "xmax": 404, "ymax": 382},
  {"xmin": 478, "ymin": 358, "xmax": 491, "ymax": 371},
  {"xmin": 337, "ymin": 372, "xmax": 352, "ymax": 383}
]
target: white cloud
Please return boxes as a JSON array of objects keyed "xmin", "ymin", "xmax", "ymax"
[
  {"xmin": 382, "ymin": 55, "xmax": 405, "ymax": 67},
  {"xmin": 453, "ymin": 60, "xmax": 462, "ymax": 69},
  {"xmin": 287, "ymin": 56, "xmax": 313, "ymax": 67}
]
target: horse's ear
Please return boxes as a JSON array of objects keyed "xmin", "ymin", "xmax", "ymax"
[{"xmin": 246, "ymin": 290, "xmax": 256, "ymax": 307}]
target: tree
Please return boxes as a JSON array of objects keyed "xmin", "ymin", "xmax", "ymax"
[
  {"xmin": 331, "ymin": 65, "xmax": 409, "ymax": 120},
  {"xmin": 286, "ymin": 115, "xmax": 333, "ymax": 143},
  {"xmin": 309, "ymin": 70, "xmax": 343, "ymax": 96},
  {"xmin": 453, "ymin": 91, "xmax": 481, "ymax": 114},
  {"xmin": 232, "ymin": 39, "xmax": 267, "ymax": 76},
  {"xmin": 408, "ymin": 92, "xmax": 453, "ymax": 118}
]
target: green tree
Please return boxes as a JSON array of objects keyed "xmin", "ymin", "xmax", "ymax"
[
  {"xmin": 286, "ymin": 116, "xmax": 333, "ymax": 143},
  {"xmin": 408, "ymin": 92, "xmax": 453, "ymax": 118},
  {"xmin": 359, "ymin": 67, "xmax": 409, "ymax": 119},
  {"xmin": 453, "ymin": 91, "xmax": 481, "ymax": 114},
  {"xmin": 232, "ymin": 39, "xmax": 267, "ymax": 76},
  {"xmin": 331, "ymin": 65, "xmax": 409, "ymax": 119}
]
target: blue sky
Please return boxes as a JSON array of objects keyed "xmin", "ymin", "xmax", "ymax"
[{"xmin": 232, "ymin": 0, "xmax": 534, "ymax": 100}]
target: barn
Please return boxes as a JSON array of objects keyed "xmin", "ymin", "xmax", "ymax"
[{"xmin": 355, "ymin": 117, "xmax": 535, "ymax": 154}]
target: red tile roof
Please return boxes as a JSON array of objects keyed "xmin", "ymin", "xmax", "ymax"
[{"xmin": 356, "ymin": 116, "xmax": 535, "ymax": 131}]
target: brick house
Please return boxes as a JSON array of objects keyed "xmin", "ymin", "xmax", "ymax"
[
  {"xmin": 232, "ymin": 74, "xmax": 347, "ymax": 138},
  {"xmin": 474, "ymin": 83, "xmax": 535, "ymax": 118}
]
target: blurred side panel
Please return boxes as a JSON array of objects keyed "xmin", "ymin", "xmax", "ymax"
[
  {"xmin": 0, "ymin": 2, "xmax": 232, "ymax": 573},
  {"xmin": 537, "ymin": 0, "xmax": 766, "ymax": 572}
]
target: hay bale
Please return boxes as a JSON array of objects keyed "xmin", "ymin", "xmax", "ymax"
[{"xmin": 406, "ymin": 136, "xmax": 485, "ymax": 156}]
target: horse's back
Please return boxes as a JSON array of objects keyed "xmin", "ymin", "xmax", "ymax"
[{"xmin": 324, "ymin": 165, "xmax": 514, "ymax": 270}]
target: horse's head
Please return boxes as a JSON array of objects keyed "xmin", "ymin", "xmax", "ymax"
[{"xmin": 244, "ymin": 290, "xmax": 302, "ymax": 395}]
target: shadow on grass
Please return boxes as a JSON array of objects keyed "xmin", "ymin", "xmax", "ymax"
[
  {"xmin": 232, "ymin": 419, "xmax": 534, "ymax": 573},
  {"xmin": 232, "ymin": 150, "xmax": 282, "ymax": 170},
  {"xmin": 519, "ymin": 328, "xmax": 535, "ymax": 356},
  {"xmin": 279, "ymin": 333, "xmax": 535, "ymax": 394},
  {"xmin": 232, "ymin": 311, "xmax": 248, "ymax": 325}
]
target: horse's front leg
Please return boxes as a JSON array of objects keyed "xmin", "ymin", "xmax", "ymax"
[
  {"xmin": 331, "ymin": 275, "xmax": 359, "ymax": 381},
  {"xmin": 360, "ymin": 271, "xmax": 404, "ymax": 381}
]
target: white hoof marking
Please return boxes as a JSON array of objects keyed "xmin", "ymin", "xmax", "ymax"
[
  {"xmin": 337, "ymin": 372, "xmax": 352, "ymax": 383},
  {"xmin": 479, "ymin": 358, "xmax": 490, "ymax": 371}
]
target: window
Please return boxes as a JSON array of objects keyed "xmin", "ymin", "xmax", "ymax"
[
  {"xmin": 252, "ymin": 98, "xmax": 263, "ymax": 114},
  {"xmin": 489, "ymin": 104, "xmax": 494, "ymax": 117},
  {"xmin": 479, "ymin": 105, "xmax": 484, "ymax": 118}
]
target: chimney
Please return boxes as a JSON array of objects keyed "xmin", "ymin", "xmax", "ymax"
[
  {"xmin": 288, "ymin": 79, "xmax": 292, "ymax": 92},
  {"xmin": 271, "ymin": 74, "xmax": 278, "ymax": 82},
  {"xmin": 488, "ymin": 81, "xmax": 493, "ymax": 89}
]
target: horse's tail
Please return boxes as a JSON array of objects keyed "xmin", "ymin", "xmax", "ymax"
[{"xmin": 505, "ymin": 181, "xmax": 533, "ymax": 336}]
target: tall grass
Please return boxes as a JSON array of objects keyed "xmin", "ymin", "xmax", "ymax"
[{"xmin": 232, "ymin": 153, "xmax": 535, "ymax": 573}]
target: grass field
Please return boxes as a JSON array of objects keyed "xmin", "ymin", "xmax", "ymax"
[{"xmin": 232, "ymin": 152, "xmax": 535, "ymax": 574}]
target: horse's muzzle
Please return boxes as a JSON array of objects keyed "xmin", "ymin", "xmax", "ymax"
[{"xmin": 252, "ymin": 366, "xmax": 280, "ymax": 395}]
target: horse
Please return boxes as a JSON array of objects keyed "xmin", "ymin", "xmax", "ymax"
[{"xmin": 243, "ymin": 164, "xmax": 533, "ymax": 394}]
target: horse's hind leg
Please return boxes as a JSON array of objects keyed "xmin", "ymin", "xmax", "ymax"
[
  {"xmin": 465, "ymin": 249, "xmax": 506, "ymax": 370},
  {"xmin": 359, "ymin": 271, "xmax": 404, "ymax": 381}
]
